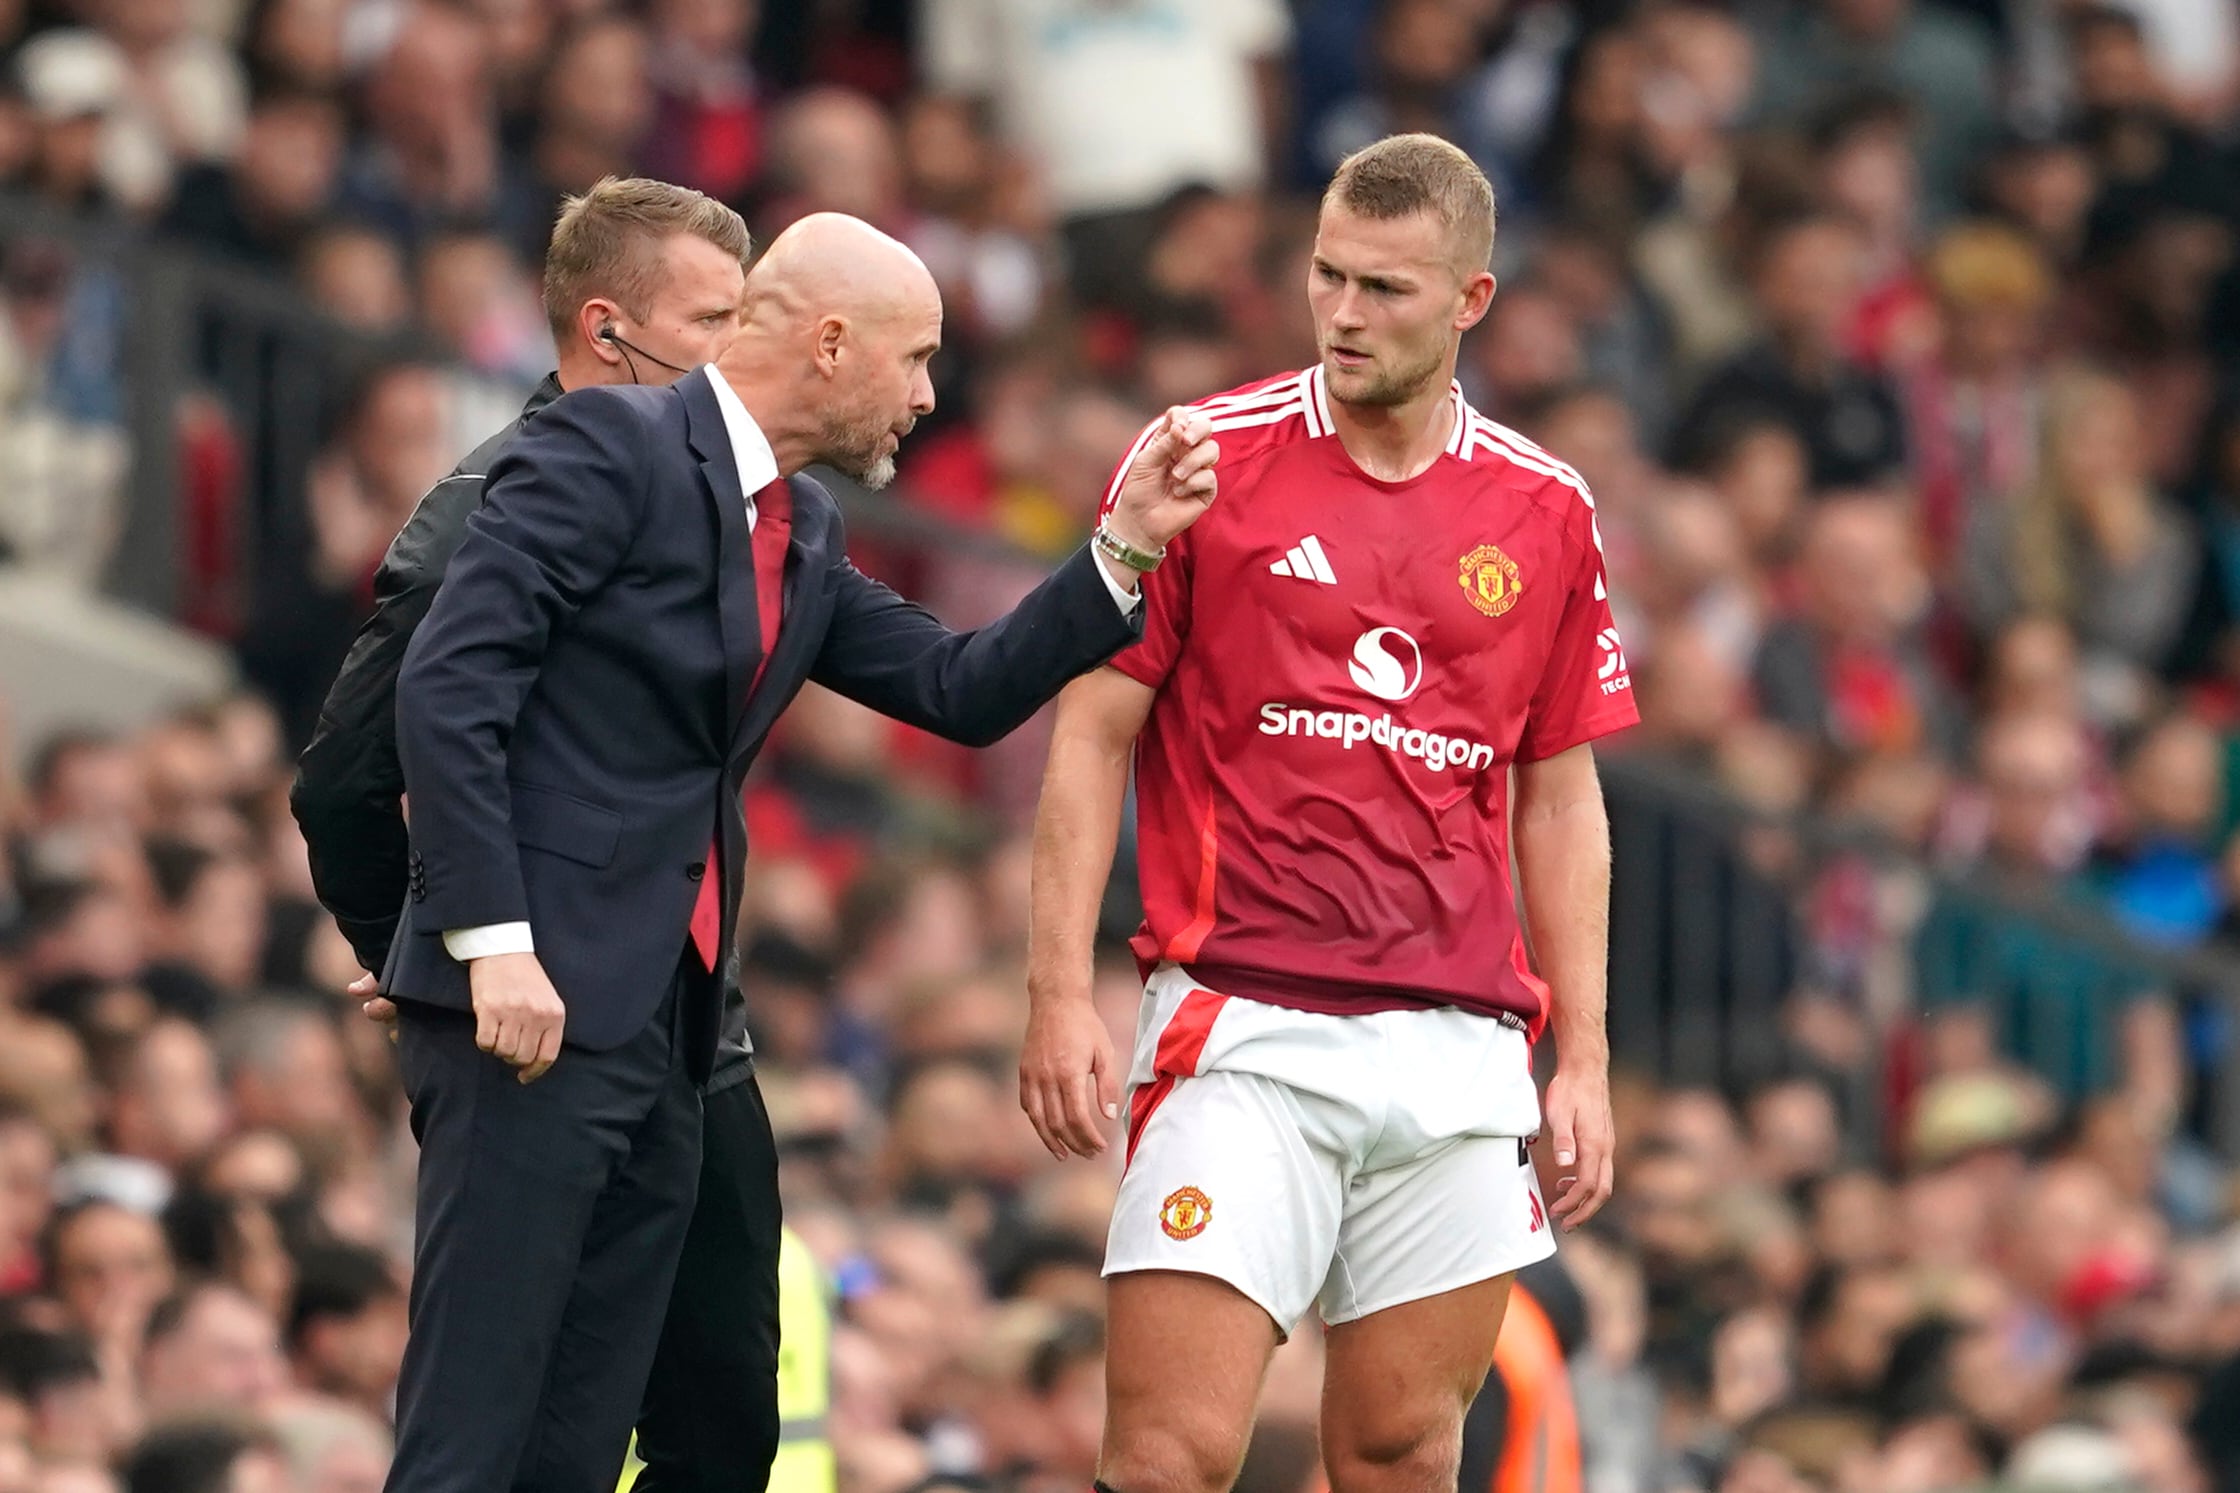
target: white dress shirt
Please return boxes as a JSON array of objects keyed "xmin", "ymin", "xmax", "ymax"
[{"xmin": 445, "ymin": 366, "xmax": 1141, "ymax": 962}]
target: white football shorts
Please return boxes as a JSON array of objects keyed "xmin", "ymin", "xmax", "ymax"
[{"xmin": 1105, "ymin": 962, "xmax": 1556, "ymax": 1334}]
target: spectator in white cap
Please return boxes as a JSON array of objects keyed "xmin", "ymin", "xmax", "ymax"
[{"xmin": 13, "ymin": 33, "xmax": 128, "ymax": 213}]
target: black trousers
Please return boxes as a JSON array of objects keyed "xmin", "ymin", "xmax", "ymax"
[
  {"xmin": 385, "ymin": 965, "xmax": 704, "ymax": 1493},
  {"xmin": 632, "ymin": 1072, "xmax": 784, "ymax": 1493}
]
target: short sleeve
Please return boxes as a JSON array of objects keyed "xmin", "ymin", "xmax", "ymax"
[
  {"xmin": 1515, "ymin": 503, "xmax": 1639, "ymax": 763},
  {"xmin": 1098, "ymin": 420, "xmax": 1192, "ymax": 690}
]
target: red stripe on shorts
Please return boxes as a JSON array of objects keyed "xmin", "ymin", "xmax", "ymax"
[{"xmin": 1124, "ymin": 987, "xmax": 1227, "ymax": 1166}]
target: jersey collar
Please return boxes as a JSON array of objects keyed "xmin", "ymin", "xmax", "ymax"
[{"xmin": 1305, "ymin": 363, "xmax": 1473, "ymax": 458}]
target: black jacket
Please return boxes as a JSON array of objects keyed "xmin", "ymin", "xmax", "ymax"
[
  {"xmin": 379, "ymin": 372, "xmax": 1138, "ymax": 1083},
  {"xmin": 294, "ymin": 377, "xmax": 561, "ymax": 969}
]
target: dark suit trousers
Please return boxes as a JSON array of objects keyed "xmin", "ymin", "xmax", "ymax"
[
  {"xmin": 632, "ymin": 1074, "xmax": 783, "ymax": 1492},
  {"xmin": 385, "ymin": 959, "xmax": 706, "ymax": 1493}
]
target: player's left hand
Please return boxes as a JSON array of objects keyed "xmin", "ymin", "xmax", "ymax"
[
  {"xmin": 1542, "ymin": 1065, "xmax": 1614, "ymax": 1230},
  {"xmin": 1107, "ymin": 406, "xmax": 1220, "ymax": 552}
]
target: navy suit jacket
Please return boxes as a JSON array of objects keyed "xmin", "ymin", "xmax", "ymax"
[{"xmin": 386, "ymin": 371, "xmax": 1140, "ymax": 1078}]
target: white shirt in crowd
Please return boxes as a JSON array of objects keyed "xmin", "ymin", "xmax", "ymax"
[{"xmin": 919, "ymin": 0, "xmax": 1291, "ymax": 219}]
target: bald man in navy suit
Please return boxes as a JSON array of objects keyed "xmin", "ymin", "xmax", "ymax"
[{"xmin": 381, "ymin": 212, "xmax": 1223, "ymax": 1493}]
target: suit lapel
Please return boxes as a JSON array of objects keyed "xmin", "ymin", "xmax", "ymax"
[{"xmin": 683, "ymin": 373, "xmax": 759, "ymax": 735}]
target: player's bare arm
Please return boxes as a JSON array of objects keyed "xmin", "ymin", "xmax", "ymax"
[
  {"xmin": 1022, "ymin": 666, "xmax": 1157, "ymax": 1160},
  {"xmin": 1513, "ymin": 742, "xmax": 1616, "ymax": 1228},
  {"xmin": 1021, "ymin": 399, "xmax": 1218, "ymax": 1160}
]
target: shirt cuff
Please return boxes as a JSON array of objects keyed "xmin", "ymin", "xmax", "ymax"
[
  {"xmin": 443, "ymin": 922, "xmax": 535, "ymax": 961},
  {"xmin": 1095, "ymin": 552, "xmax": 1145, "ymax": 614}
]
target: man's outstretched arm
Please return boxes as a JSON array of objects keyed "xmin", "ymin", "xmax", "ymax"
[{"xmin": 812, "ymin": 407, "xmax": 1216, "ymax": 745}]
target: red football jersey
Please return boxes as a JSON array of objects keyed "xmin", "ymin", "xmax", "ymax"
[{"xmin": 1101, "ymin": 366, "xmax": 1639, "ymax": 1035}]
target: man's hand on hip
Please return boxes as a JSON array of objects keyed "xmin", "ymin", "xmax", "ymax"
[{"xmin": 468, "ymin": 952, "xmax": 566, "ymax": 1083}]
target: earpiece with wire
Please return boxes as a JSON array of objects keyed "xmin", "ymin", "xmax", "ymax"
[{"xmin": 598, "ymin": 324, "xmax": 694, "ymax": 383}]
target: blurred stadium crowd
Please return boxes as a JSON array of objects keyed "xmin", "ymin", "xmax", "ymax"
[{"xmin": 5, "ymin": 0, "xmax": 2240, "ymax": 1491}]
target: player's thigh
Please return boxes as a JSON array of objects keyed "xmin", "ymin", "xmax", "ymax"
[
  {"xmin": 1102, "ymin": 1270, "xmax": 1284, "ymax": 1493},
  {"xmin": 1320, "ymin": 1272, "xmax": 1515, "ymax": 1488},
  {"xmin": 1104, "ymin": 1069, "xmax": 1345, "ymax": 1489},
  {"xmin": 1316, "ymin": 1133, "xmax": 1548, "ymax": 1486}
]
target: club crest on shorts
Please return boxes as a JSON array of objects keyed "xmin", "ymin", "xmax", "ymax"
[
  {"xmin": 1160, "ymin": 1185, "xmax": 1212, "ymax": 1240},
  {"xmin": 1458, "ymin": 544, "xmax": 1523, "ymax": 618}
]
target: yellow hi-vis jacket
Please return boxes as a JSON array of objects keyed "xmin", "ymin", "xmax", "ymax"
[{"xmin": 619, "ymin": 1227, "xmax": 835, "ymax": 1493}]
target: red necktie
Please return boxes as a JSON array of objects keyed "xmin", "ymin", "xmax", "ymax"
[{"xmin": 688, "ymin": 478, "xmax": 793, "ymax": 971}]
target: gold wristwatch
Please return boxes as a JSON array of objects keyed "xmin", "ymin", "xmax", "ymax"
[{"xmin": 1093, "ymin": 522, "xmax": 1166, "ymax": 573}]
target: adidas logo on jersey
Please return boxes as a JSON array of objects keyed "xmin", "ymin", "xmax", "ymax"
[{"xmin": 1268, "ymin": 535, "xmax": 1337, "ymax": 585}]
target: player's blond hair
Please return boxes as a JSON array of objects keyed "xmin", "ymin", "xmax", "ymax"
[
  {"xmin": 542, "ymin": 176, "xmax": 752, "ymax": 339},
  {"xmin": 1322, "ymin": 134, "xmax": 1496, "ymax": 276}
]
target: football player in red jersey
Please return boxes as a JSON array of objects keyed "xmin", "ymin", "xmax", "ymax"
[{"xmin": 1019, "ymin": 134, "xmax": 1635, "ymax": 1493}]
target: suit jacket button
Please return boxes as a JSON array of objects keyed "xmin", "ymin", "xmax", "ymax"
[{"xmin": 685, "ymin": 861, "xmax": 705, "ymax": 881}]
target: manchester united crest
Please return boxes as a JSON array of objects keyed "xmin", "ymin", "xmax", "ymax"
[
  {"xmin": 1459, "ymin": 544, "xmax": 1523, "ymax": 618},
  {"xmin": 1159, "ymin": 1185, "xmax": 1212, "ymax": 1240}
]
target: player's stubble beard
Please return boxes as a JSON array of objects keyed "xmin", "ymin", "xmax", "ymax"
[{"xmin": 1322, "ymin": 335, "xmax": 1451, "ymax": 410}]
